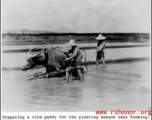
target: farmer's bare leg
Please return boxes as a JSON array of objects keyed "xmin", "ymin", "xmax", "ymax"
[
  {"xmin": 61, "ymin": 67, "xmax": 71, "ymax": 84},
  {"xmin": 65, "ymin": 67, "xmax": 71, "ymax": 83},
  {"xmin": 96, "ymin": 59, "xmax": 100, "ymax": 69},
  {"xmin": 76, "ymin": 65, "xmax": 84, "ymax": 82},
  {"xmin": 101, "ymin": 57, "xmax": 105, "ymax": 66},
  {"xmin": 77, "ymin": 68, "xmax": 84, "ymax": 82}
]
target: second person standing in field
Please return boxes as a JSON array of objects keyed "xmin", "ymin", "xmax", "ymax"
[{"xmin": 95, "ymin": 34, "xmax": 106, "ymax": 69}]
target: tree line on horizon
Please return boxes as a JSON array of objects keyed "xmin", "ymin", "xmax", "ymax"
[
  {"xmin": 2, "ymin": 32, "xmax": 150, "ymax": 43},
  {"xmin": 2, "ymin": 32, "xmax": 150, "ymax": 37}
]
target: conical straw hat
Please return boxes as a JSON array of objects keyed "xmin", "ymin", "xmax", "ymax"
[
  {"xmin": 95, "ymin": 34, "xmax": 106, "ymax": 40},
  {"xmin": 68, "ymin": 39, "xmax": 77, "ymax": 46}
]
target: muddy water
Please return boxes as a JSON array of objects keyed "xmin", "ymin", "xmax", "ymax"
[
  {"xmin": 2, "ymin": 61, "xmax": 151, "ymax": 111},
  {"xmin": 2, "ymin": 47, "xmax": 150, "ymax": 68},
  {"xmin": 2, "ymin": 42, "xmax": 150, "ymax": 51}
]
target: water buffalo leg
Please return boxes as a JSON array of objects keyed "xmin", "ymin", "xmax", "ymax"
[
  {"xmin": 45, "ymin": 66, "xmax": 50, "ymax": 78},
  {"xmin": 33, "ymin": 73, "xmax": 47, "ymax": 78},
  {"xmin": 36, "ymin": 67, "xmax": 50, "ymax": 78},
  {"xmin": 34, "ymin": 66, "xmax": 48, "ymax": 77},
  {"xmin": 45, "ymin": 66, "xmax": 55, "ymax": 78}
]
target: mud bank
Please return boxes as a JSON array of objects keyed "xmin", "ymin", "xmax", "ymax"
[{"xmin": 2, "ymin": 57, "xmax": 149, "ymax": 71}]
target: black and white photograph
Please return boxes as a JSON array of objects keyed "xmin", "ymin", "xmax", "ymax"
[{"xmin": 1, "ymin": 0, "xmax": 151, "ymax": 113}]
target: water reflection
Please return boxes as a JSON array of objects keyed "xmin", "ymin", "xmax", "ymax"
[{"xmin": 25, "ymin": 78, "xmax": 83, "ymax": 107}]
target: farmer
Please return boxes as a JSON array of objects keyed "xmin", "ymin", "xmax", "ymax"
[
  {"xmin": 95, "ymin": 34, "xmax": 106, "ymax": 69},
  {"xmin": 61, "ymin": 39, "xmax": 84, "ymax": 84}
]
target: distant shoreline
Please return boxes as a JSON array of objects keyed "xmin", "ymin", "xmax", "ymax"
[
  {"xmin": 2, "ymin": 40, "xmax": 150, "ymax": 46},
  {"xmin": 2, "ymin": 32, "xmax": 150, "ymax": 45}
]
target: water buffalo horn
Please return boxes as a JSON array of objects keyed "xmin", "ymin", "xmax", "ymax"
[
  {"xmin": 30, "ymin": 47, "xmax": 46, "ymax": 57},
  {"xmin": 28, "ymin": 47, "xmax": 37, "ymax": 54}
]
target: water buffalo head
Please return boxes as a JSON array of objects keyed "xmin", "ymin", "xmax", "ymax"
[{"xmin": 22, "ymin": 47, "xmax": 46, "ymax": 71}]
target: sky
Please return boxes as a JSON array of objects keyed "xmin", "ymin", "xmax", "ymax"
[{"xmin": 2, "ymin": 0, "xmax": 151, "ymax": 33}]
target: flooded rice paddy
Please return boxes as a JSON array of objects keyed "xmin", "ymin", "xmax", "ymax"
[
  {"xmin": 1, "ymin": 43, "xmax": 151, "ymax": 112},
  {"xmin": 2, "ymin": 46, "xmax": 150, "ymax": 68},
  {"xmin": 2, "ymin": 61, "xmax": 151, "ymax": 111}
]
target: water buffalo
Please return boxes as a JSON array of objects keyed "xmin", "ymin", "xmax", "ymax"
[{"xmin": 22, "ymin": 47, "xmax": 86, "ymax": 78}]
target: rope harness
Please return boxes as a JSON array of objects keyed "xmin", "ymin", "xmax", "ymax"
[{"xmin": 88, "ymin": 66, "xmax": 141, "ymax": 78}]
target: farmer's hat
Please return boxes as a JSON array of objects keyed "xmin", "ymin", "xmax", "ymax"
[
  {"xmin": 95, "ymin": 34, "xmax": 106, "ymax": 40},
  {"xmin": 68, "ymin": 39, "xmax": 77, "ymax": 46}
]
